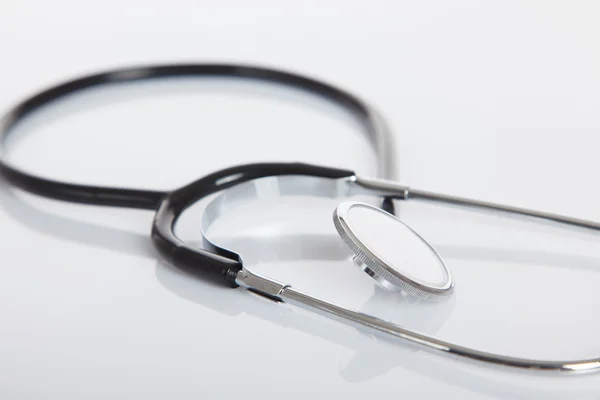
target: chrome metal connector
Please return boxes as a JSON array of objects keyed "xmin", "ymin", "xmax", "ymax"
[
  {"xmin": 350, "ymin": 176, "xmax": 410, "ymax": 199},
  {"xmin": 235, "ymin": 268, "xmax": 289, "ymax": 302}
]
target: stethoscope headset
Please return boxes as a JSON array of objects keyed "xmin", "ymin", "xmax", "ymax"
[{"xmin": 2, "ymin": 63, "xmax": 600, "ymax": 373}]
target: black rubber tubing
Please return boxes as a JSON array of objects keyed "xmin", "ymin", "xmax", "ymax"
[
  {"xmin": 0, "ymin": 63, "xmax": 395, "ymax": 286},
  {"xmin": 0, "ymin": 63, "xmax": 390, "ymax": 210}
]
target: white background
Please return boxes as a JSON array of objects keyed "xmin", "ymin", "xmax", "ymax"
[{"xmin": 2, "ymin": 1, "xmax": 600, "ymax": 398}]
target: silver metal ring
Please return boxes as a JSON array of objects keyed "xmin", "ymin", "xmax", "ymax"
[{"xmin": 333, "ymin": 201, "xmax": 453, "ymax": 298}]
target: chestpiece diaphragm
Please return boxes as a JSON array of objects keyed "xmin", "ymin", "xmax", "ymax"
[{"xmin": 333, "ymin": 201, "xmax": 454, "ymax": 299}]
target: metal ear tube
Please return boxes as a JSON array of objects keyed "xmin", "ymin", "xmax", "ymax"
[{"xmin": 201, "ymin": 172, "xmax": 600, "ymax": 373}]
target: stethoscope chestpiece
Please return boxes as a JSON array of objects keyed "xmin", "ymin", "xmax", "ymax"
[{"xmin": 333, "ymin": 201, "xmax": 454, "ymax": 299}]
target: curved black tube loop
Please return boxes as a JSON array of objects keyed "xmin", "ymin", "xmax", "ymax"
[
  {"xmin": 152, "ymin": 162, "xmax": 355, "ymax": 286},
  {"xmin": 0, "ymin": 63, "xmax": 392, "ymax": 210},
  {"xmin": 0, "ymin": 63, "xmax": 385, "ymax": 286}
]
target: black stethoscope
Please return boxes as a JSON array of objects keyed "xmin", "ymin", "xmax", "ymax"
[{"xmin": 2, "ymin": 63, "xmax": 599, "ymax": 373}]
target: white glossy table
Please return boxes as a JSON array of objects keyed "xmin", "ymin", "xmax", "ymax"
[{"xmin": 2, "ymin": 2, "xmax": 600, "ymax": 398}]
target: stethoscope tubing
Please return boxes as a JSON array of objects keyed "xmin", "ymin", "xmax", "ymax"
[{"xmin": 0, "ymin": 63, "xmax": 395, "ymax": 209}]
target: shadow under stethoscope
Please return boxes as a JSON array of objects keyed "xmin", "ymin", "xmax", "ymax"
[{"xmin": 2, "ymin": 181, "xmax": 600, "ymax": 399}]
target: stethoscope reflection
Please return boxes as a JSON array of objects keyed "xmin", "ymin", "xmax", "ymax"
[{"xmin": 1, "ymin": 181, "xmax": 600, "ymax": 398}]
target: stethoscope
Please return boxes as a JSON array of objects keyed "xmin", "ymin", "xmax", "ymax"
[{"xmin": 1, "ymin": 63, "xmax": 599, "ymax": 374}]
